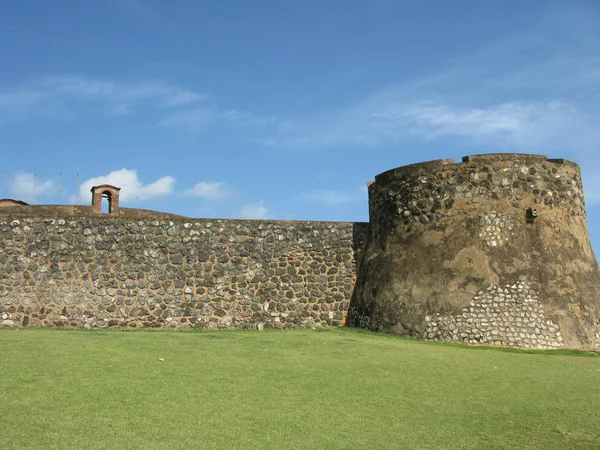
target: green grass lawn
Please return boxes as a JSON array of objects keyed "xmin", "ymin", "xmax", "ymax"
[{"xmin": 0, "ymin": 328, "xmax": 598, "ymax": 449}]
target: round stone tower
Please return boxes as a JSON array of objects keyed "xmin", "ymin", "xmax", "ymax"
[{"xmin": 349, "ymin": 154, "xmax": 600, "ymax": 350}]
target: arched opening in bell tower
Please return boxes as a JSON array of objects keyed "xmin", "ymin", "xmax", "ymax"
[{"xmin": 91, "ymin": 184, "xmax": 121, "ymax": 215}]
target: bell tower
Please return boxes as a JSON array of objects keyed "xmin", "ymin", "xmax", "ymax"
[{"xmin": 91, "ymin": 184, "xmax": 121, "ymax": 214}]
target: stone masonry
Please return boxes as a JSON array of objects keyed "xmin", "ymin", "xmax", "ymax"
[
  {"xmin": 2, "ymin": 153, "xmax": 600, "ymax": 350},
  {"xmin": 424, "ymin": 282, "xmax": 564, "ymax": 349},
  {"xmin": 0, "ymin": 214, "xmax": 365, "ymax": 330},
  {"xmin": 349, "ymin": 154, "xmax": 600, "ymax": 350}
]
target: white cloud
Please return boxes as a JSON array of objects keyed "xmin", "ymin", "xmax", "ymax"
[
  {"xmin": 237, "ymin": 201, "xmax": 271, "ymax": 220},
  {"xmin": 76, "ymin": 169, "xmax": 175, "ymax": 203},
  {"xmin": 8, "ymin": 173, "xmax": 54, "ymax": 202},
  {"xmin": 183, "ymin": 181, "xmax": 232, "ymax": 201}
]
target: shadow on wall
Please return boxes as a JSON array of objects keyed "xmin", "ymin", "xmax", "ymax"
[{"xmin": 347, "ymin": 222, "xmax": 369, "ymax": 326}]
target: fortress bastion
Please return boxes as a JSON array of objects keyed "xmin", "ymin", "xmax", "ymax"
[
  {"xmin": 349, "ymin": 153, "xmax": 600, "ymax": 349},
  {"xmin": 2, "ymin": 154, "xmax": 599, "ymax": 350}
]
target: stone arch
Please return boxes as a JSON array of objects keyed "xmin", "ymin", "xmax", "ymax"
[{"xmin": 91, "ymin": 184, "xmax": 121, "ymax": 214}]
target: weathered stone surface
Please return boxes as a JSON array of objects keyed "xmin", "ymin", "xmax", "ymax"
[
  {"xmin": 423, "ymin": 282, "xmax": 564, "ymax": 348},
  {"xmin": 0, "ymin": 213, "xmax": 366, "ymax": 331},
  {"xmin": 2, "ymin": 153, "xmax": 599, "ymax": 350},
  {"xmin": 349, "ymin": 154, "xmax": 600, "ymax": 350}
]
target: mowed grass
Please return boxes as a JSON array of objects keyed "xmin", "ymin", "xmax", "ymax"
[{"xmin": 0, "ymin": 328, "xmax": 599, "ymax": 449}]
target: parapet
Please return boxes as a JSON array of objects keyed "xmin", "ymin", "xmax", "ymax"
[
  {"xmin": 375, "ymin": 158, "xmax": 455, "ymax": 182},
  {"xmin": 461, "ymin": 153, "xmax": 548, "ymax": 163},
  {"xmin": 373, "ymin": 153, "xmax": 580, "ymax": 186}
]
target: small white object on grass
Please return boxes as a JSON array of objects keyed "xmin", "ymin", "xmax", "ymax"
[{"xmin": 159, "ymin": 357, "xmax": 165, "ymax": 361}]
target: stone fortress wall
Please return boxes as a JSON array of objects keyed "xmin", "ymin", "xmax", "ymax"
[
  {"xmin": 1, "ymin": 153, "xmax": 599, "ymax": 350},
  {"xmin": 349, "ymin": 154, "xmax": 600, "ymax": 350},
  {"xmin": 0, "ymin": 206, "xmax": 366, "ymax": 330}
]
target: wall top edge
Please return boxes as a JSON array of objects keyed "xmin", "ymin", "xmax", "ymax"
[
  {"xmin": 374, "ymin": 153, "xmax": 578, "ymax": 183},
  {"xmin": 0, "ymin": 204, "xmax": 368, "ymax": 226}
]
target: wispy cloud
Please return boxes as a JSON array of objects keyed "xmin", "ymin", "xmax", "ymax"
[
  {"xmin": 42, "ymin": 75, "xmax": 206, "ymax": 112},
  {"xmin": 0, "ymin": 74, "xmax": 274, "ymax": 131},
  {"xmin": 262, "ymin": 95, "xmax": 600, "ymax": 153},
  {"xmin": 370, "ymin": 100, "xmax": 600, "ymax": 151},
  {"xmin": 237, "ymin": 201, "xmax": 271, "ymax": 220},
  {"xmin": 251, "ymin": 3, "xmax": 600, "ymax": 209},
  {"xmin": 260, "ymin": 3, "xmax": 600, "ymax": 154},
  {"xmin": 7, "ymin": 173, "xmax": 55, "ymax": 203},
  {"xmin": 0, "ymin": 75, "xmax": 207, "ymax": 122},
  {"xmin": 75, "ymin": 168, "xmax": 175, "ymax": 203},
  {"xmin": 163, "ymin": 91, "xmax": 207, "ymax": 107},
  {"xmin": 183, "ymin": 181, "xmax": 232, "ymax": 201},
  {"xmin": 0, "ymin": 91, "xmax": 40, "ymax": 109}
]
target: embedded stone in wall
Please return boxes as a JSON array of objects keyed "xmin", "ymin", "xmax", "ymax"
[
  {"xmin": 0, "ymin": 216, "xmax": 367, "ymax": 331},
  {"xmin": 478, "ymin": 211, "xmax": 514, "ymax": 248},
  {"xmin": 424, "ymin": 282, "xmax": 564, "ymax": 349}
]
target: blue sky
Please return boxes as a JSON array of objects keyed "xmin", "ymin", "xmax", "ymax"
[{"xmin": 2, "ymin": 0, "xmax": 600, "ymax": 253}]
